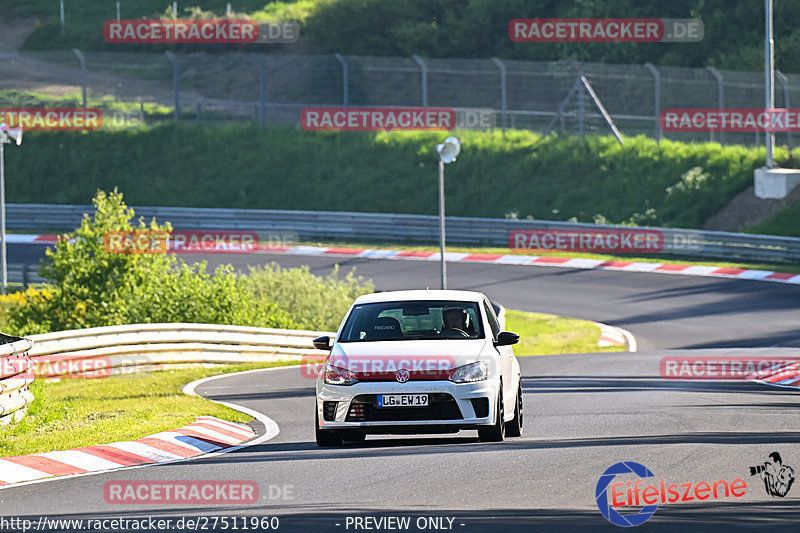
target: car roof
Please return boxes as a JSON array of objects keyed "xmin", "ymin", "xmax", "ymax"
[{"xmin": 353, "ymin": 289, "xmax": 488, "ymax": 305}]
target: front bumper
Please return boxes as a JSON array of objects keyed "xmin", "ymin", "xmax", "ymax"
[{"xmin": 316, "ymin": 378, "xmax": 499, "ymax": 432}]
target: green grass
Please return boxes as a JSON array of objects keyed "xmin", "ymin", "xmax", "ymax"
[
  {"xmin": 0, "ymin": 89, "xmax": 174, "ymax": 131},
  {"xmin": 506, "ymin": 309, "xmax": 624, "ymax": 356},
  {"xmin": 0, "ymin": 360, "xmax": 298, "ymax": 457},
  {"xmin": 748, "ymin": 203, "xmax": 800, "ymax": 238},
  {"xmin": 5, "ymin": 123, "xmax": 797, "ymax": 233}
]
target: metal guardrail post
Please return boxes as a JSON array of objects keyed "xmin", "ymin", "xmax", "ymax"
[
  {"xmin": 645, "ymin": 63, "xmax": 662, "ymax": 143},
  {"xmin": 71, "ymin": 48, "xmax": 87, "ymax": 109},
  {"xmin": 334, "ymin": 53, "xmax": 349, "ymax": 106},
  {"xmin": 707, "ymin": 66, "xmax": 724, "ymax": 144},
  {"xmin": 490, "ymin": 58, "xmax": 507, "ymax": 133},
  {"xmin": 412, "ymin": 55, "xmax": 428, "ymax": 107},
  {"xmin": 580, "ymin": 76, "xmax": 623, "ymax": 145},
  {"xmin": 776, "ymin": 70, "xmax": 793, "ymax": 148}
]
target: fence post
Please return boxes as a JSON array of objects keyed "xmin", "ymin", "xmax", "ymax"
[
  {"xmin": 116, "ymin": 1, "xmax": 120, "ymax": 20},
  {"xmin": 165, "ymin": 51, "xmax": 179, "ymax": 119},
  {"xmin": 572, "ymin": 61, "xmax": 584, "ymax": 137},
  {"xmin": 334, "ymin": 53, "xmax": 349, "ymax": 106},
  {"xmin": 490, "ymin": 58, "xmax": 507, "ymax": 133},
  {"xmin": 412, "ymin": 55, "xmax": 428, "ymax": 107},
  {"xmin": 645, "ymin": 63, "xmax": 661, "ymax": 142},
  {"xmin": 707, "ymin": 66, "xmax": 724, "ymax": 144},
  {"xmin": 71, "ymin": 49, "xmax": 87, "ymax": 108},
  {"xmin": 258, "ymin": 54, "xmax": 266, "ymax": 126},
  {"xmin": 22, "ymin": 264, "xmax": 29, "ymax": 289},
  {"xmin": 60, "ymin": 0, "xmax": 65, "ymax": 37},
  {"xmin": 776, "ymin": 70, "xmax": 792, "ymax": 148}
]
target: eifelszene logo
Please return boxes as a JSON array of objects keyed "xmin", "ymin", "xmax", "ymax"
[{"xmin": 595, "ymin": 461, "xmax": 748, "ymax": 527}]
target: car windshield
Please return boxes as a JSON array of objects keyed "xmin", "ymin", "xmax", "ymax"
[{"xmin": 339, "ymin": 301, "xmax": 484, "ymax": 342}]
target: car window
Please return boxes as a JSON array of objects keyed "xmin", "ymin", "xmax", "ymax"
[
  {"xmin": 483, "ymin": 301, "xmax": 501, "ymax": 340},
  {"xmin": 339, "ymin": 301, "xmax": 484, "ymax": 342}
]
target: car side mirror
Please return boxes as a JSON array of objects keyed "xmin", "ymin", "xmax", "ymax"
[
  {"xmin": 313, "ymin": 335, "xmax": 331, "ymax": 350},
  {"xmin": 494, "ymin": 331, "xmax": 519, "ymax": 346}
]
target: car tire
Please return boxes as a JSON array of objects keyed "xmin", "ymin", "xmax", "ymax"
[
  {"xmin": 505, "ymin": 385, "xmax": 523, "ymax": 438},
  {"xmin": 315, "ymin": 409, "xmax": 343, "ymax": 447},
  {"xmin": 478, "ymin": 387, "xmax": 505, "ymax": 442}
]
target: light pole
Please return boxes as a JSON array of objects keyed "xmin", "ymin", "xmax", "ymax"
[
  {"xmin": 435, "ymin": 136, "xmax": 460, "ymax": 290},
  {"xmin": 765, "ymin": 0, "xmax": 775, "ymax": 168},
  {"xmin": 0, "ymin": 123, "xmax": 23, "ymax": 295}
]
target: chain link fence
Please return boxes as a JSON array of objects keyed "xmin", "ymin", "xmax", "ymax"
[{"xmin": 3, "ymin": 48, "xmax": 800, "ymax": 147}]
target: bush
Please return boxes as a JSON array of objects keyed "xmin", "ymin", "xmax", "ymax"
[
  {"xmin": 2, "ymin": 189, "xmax": 372, "ymax": 335},
  {"xmin": 244, "ymin": 264, "xmax": 374, "ymax": 331}
]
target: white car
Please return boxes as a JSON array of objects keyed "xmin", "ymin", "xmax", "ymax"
[{"xmin": 313, "ymin": 289, "xmax": 522, "ymax": 446}]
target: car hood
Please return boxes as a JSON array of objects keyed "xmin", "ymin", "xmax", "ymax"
[{"xmin": 329, "ymin": 339, "xmax": 489, "ymax": 378}]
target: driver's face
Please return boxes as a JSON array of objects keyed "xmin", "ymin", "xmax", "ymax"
[{"xmin": 444, "ymin": 310, "xmax": 462, "ymax": 328}]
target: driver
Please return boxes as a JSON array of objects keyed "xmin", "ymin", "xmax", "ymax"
[{"xmin": 441, "ymin": 305, "xmax": 469, "ymax": 336}]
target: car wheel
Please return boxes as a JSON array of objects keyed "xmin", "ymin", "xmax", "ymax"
[
  {"xmin": 315, "ymin": 408, "xmax": 343, "ymax": 447},
  {"xmin": 478, "ymin": 387, "xmax": 505, "ymax": 442},
  {"xmin": 505, "ymin": 385, "xmax": 523, "ymax": 438}
]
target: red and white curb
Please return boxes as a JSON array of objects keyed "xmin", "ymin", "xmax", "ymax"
[
  {"xmin": 753, "ymin": 362, "xmax": 800, "ymax": 390},
  {"xmin": 594, "ymin": 322, "xmax": 637, "ymax": 352},
  {"xmin": 0, "ymin": 366, "xmax": 287, "ymax": 489},
  {"xmin": 0, "ymin": 416, "xmax": 254, "ymax": 486},
  {"xmin": 17, "ymin": 235, "xmax": 800, "ymax": 285}
]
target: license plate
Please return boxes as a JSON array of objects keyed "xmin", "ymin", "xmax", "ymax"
[{"xmin": 377, "ymin": 394, "xmax": 429, "ymax": 407}]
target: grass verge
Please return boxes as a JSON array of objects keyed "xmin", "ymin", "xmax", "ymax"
[
  {"xmin": 506, "ymin": 309, "xmax": 624, "ymax": 356},
  {"xmin": 0, "ymin": 360, "xmax": 299, "ymax": 457}
]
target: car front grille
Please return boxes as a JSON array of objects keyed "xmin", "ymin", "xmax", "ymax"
[{"xmin": 346, "ymin": 393, "xmax": 463, "ymax": 422}]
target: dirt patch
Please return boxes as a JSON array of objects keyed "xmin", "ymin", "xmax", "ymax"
[
  {"xmin": 703, "ymin": 184, "xmax": 800, "ymax": 232},
  {"xmin": 0, "ymin": 17, "xmax": 38, "ymax": 52}
]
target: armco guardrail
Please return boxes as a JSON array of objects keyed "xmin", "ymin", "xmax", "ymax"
[
  {"xmin": 27, "ymin": 323, "xmax": 333, "ymax": 377},
  {"xmin": 0, "ymin": 334, "xmax": 35, "ymax": 425},
  {"xmin": 10, "ymin": 204, "xmax": 800, "ymax": 263},
  {"xmin": 8, "ymin": 264, "xmax": 46, "ymax": 288}
]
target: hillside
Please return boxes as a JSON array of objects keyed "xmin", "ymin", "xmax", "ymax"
[
  {"xmin": 3, "ymin": 124, "xmax": 793, "ymax": 231},
  {"xmin": 1, "ymin": 0, "xmax": 800, "ymax": 73}
]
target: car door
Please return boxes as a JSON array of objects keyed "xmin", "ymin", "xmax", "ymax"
[{"xmin": 483, "ymin": 300, "xmax": 513, "ymax": 414}]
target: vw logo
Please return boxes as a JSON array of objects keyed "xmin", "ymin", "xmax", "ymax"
[{"xmin": 395, "ymin": 369, "xmax": 410, "ymax": 383}]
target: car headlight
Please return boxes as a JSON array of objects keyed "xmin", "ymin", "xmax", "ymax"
[
  {"xmin": 323, "ymin": 364, "xmax": 359, "ymax": 386},
  {"xmin": 449, "ymin": 361, "xmax": 488, "ymax": 383}
]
